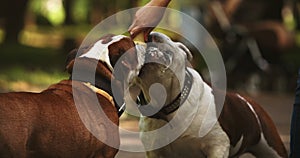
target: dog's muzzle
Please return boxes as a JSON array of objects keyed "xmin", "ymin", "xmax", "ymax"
[{"xmin": 145, "ymin": 46, "xmax": 172, "ymax": 66}]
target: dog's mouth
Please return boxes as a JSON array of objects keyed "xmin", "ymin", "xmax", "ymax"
[{"xmin": 145, "ymin": 46, "xmax": 173, "ymax": 67}]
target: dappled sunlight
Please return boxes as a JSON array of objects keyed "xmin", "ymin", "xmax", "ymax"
[
  {"xmin": 16, "ymin": 25, "xmax": 91, "ymax": 48},
  {"xmin": 10, "ymin": 81, "xmax": 44, "ymax": 92},
  {"xmin": 0, "ymin": 29, "xmax": 3, "ymax": 43},
  {"xmin": 44, "ymin": 0, "xmax": 65, "ymax": 25},
  {"xmin": 31, "ymin": 0, "xmax": 65, "ymax": 26},
  {"xmin": 0, "ymin": 67, "xmax": 68, "ymax": 92},
  {"xmin": 20, "ymin": 28, "xmax": 64, "ymax": 48}
]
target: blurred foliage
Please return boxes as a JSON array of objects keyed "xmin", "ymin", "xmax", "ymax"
[
  {"xmin": 30, "ymin": 0, "xmax": 65, "ymax": 26},
  {"xmin": 0, "ymin": 30, "xmax": 3, "ymax": 43},
  {"xmin": 0, "ymin": 66, "xmax": 68, "ymax": 92},
  {"xmin": 0, "ymin": 0, "xmax": 299, "ymax": 92},
  {"xmin": 0, "ymin": 43, "xmax": 68, "ymax": 92},
  {"xmin": 0, "ymin": 44, "xmax": 65, "ymax": 70},
  {"xmin": 72, "ymin": 0, "xmax": 90, "ymax": 23}
]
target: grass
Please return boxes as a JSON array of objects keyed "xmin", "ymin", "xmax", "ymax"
[
  {"xmin": 0, "ymin": 43, "xmax": 66, "ymax": 70},
  {"xmin": 0, "ymin": 66, "xmax": 68, "ymax": 92},
  {"xmin": 0, "ymin": 24, "xmax": 91, "ymax": 92},
  {"xmin": 0, "ymin": 43, "xmax": 69, "ymax": 92}
]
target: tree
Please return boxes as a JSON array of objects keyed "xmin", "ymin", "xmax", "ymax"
[
  {"xmin": 62, "ymin": 0, "xmax": 77, "ymax": 53},
  {"xmin": 0, "ymin": 0, "xmax": 29, "ymax": 44}
]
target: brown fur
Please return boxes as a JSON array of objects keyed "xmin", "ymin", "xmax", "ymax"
[
  {"xmin": 218, "ymin": 92, "xmax": 288, "ymax": 157},
  {"xmin": 0, "ymin": 35, "xmax": 138, "ymax": 157},
  {"xmin": 0, "ymin": 80, "xmax": 119, "ymax": 158}
]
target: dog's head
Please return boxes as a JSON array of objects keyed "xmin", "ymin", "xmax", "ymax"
[
  {"xmin": 132, "ymin": 32, "xmax": 193, "ymax": 120},
  {"xmin": 137, "ymin": 32, "xmax": 192, "ymax": 86},
  {"xmin": 66, "ymin": 34, "xmax": 140, "ymax": 103}
]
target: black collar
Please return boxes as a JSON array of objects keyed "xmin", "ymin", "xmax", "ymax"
[
  {"xmin": 160, "ymin": 69, "xmax": 193, "ymax": 115},
  {"xmin": 137, "ymin": 69, "xmax": 193, "ymax": 116}
]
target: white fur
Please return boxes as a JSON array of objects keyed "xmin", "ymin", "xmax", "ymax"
[
  {"xmin": 235, "ymin": 94, "xmax": 282, "ymax": 157},
  {"xmin": 236, "ymin": 94, "xmax": 262, "ymax": 130},
  {"xmin": 138, "ymin": 32, "xmax": 230, "ymax": 157},
  {"xmin": 79, "ymin": 35, "xmax": 126, "ymax": 71},
  {"xmin": 137, "ymin": 32, "xmax": 285, "ymax": 157},
  {"xmin": 128, "ymin": 44, "xmax": 146, "ymax": 83},
  {"xmin": 249, "ymin": 134, "xmax": 282, "ymax": 157},
  {"xmin": 135, "ymin": 44, "xmax": 146, "ymax": 72},
  {"xmin": 139, "ymin": 68, "xmax": 230, "ymax": 158},
  {"xmin": 229, "ymin": 136, "xmax": 244, "ymax": 157}
]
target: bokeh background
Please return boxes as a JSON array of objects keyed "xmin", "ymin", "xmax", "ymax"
[
  {"xmin": 0, "ymin": 0, "xmax": 299, "ymax": 157},
  {"xmin": 0, "ymin": 0, "xmax": 299, "ymax": 92}
]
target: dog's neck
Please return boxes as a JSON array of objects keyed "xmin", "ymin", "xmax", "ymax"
[
  {"xmin": 138, "ymin": 69, "xmax": 193, "ymax": 120},
  {"xmin": 166, "ymin": 75, "xmax": 181, "ymax": 105},
  {"xmin": 160, "ymin": 69, "xmax": 193, "ymax": 114},
  {"xmin": 70, "ymin": 71, "xmax": 113, "ymax": 97},
  {"xmin": 69, "ymin": 60, "xmax": 126, "ymax": 116},
  {"xmin": 70, "ymin": 73, "xmax": 126, "ymax": 116},
  {"xmin": 165, "ymin": 68, "xmax": 186, "ymax": 105}
]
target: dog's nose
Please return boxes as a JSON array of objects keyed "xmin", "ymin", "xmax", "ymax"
[
  {"xmin": 145, "ymin": 47, "xmax": 165, "ymax": 63},
  {"xmin": 146, "ymin": 47, "xmax": 160, "ymax": 59}
]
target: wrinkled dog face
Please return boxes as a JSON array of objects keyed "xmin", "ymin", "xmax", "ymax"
[
  {"xmin": 134, "ymin": 32, "xmax": 193, "ymax": 113},
  {"xmin": 138, "ymin": 32, "xmax": 192, "ymax": 84},
  {"xmin": 145, "ymin": 32, "xmax": 192, "ymax": 73}
]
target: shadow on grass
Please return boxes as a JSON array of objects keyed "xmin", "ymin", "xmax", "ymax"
[{"xmin": 0, "ymin": 43, "xmax": 68, "ymax": 71}]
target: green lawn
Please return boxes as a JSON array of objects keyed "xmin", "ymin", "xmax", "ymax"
[
  {"xmin": 0, "ymin": 66, "xmax": 68, "ymax": 92},
  {"xmin": 0, "ymin": 44, "xmax": 68, "ymax": 92}
]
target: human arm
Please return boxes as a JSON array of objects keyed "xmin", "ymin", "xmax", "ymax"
[{"xmin": 128, "ymin": 0, "xmax": 171, "ymax": 41}]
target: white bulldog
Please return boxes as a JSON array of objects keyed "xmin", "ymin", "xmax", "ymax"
[{"xmin": 131, "ymin": 32, "xmax": 287, "ymax": 158}]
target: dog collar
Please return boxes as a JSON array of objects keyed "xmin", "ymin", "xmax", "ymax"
[
  {"xmin": 83, "ymin": 82, "xmax": 114, "ymax": 105},
  {"xmin": 161, "ymin": 69, "xmax": 193, "ymax": 115},
  {"xmin": 137, "ymin": 69, "xmax": 193, "ymax": 116},
  {"xmin": 83, "ymin": 82, "xmax": 125, "ymax": 117}
]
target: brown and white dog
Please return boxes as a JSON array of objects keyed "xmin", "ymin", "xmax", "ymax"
[
  {"xmin": 0, "ymin": 34, "xmax": 139, "ymax": 157},
  {"xmin": 132, "ymin": 32, "xmax": 288, "ymax": 158}
]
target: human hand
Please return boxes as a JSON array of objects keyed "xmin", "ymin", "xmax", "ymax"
[{"xmin": 128, "ymin": 0, "xmax": 171, "ymax": 41}]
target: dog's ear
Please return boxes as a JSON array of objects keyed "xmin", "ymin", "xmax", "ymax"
[
  {"xmin": 65, "ymin": 49, "xmax": 77, "ymax": 71},
  {"xmin": 65, "ymin": 49, "xmax": 78, "ymax": 74},
  {"xmin": 66, "ymin": 57, "xmax": 112, "ymax": 81},
  {"xmin": 65, "ymin": 45, "xmax": 94, "ymax": 74},
  {"xmin": 176, "ymin": 42, "xmax": 193, "ymax": 61},
  {"xmin": 108, "ymin": 37, "xmax": 137, "ymax": 69}
]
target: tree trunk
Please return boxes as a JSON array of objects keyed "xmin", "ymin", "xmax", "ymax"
[
  {"xmin": 2, "ymin": 0, "xmax": 29, "ymax": 44},
  {"xmin": 63, "ymin": 0, "xmax": 77, "ymax": 53}
]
